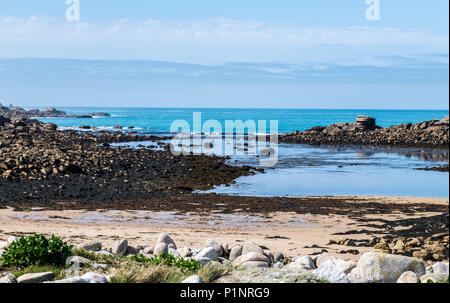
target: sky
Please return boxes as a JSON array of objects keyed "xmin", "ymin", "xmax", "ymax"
[{"xmin": 0, "ymin": 1, "xmax": 448, "ymax": 109}]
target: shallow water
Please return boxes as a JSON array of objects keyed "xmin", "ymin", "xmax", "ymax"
[
  {"xmin": 202, "ymin": 144, "xmax": 449, "ymax": 197},
  {"xmin": 111, "ymin": 140, "xmax": 449, "ymax": 198},
  {"xmin": 34, "ymin": 108, "xmax": 449, "ymax": 198}
]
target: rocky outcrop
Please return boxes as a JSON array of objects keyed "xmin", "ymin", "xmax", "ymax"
[
  {"xmin": 0, "ymin": 104, "xmax": 110, "ymax": 119},
  {"xmin": 0, "ymin": 116, "xmax": 255, "ymax": 206},
  {"xmin": 280, "ymin": 115, "xmax": 449, "ymax": 148}
]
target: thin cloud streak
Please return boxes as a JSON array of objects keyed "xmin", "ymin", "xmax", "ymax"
[{"xmin": 0, "ymin": 16, "xmax": 448, "ymax": 65}]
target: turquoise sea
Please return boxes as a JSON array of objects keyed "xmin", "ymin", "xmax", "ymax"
[
  {"xmin": 33, "ymin": 107, "xmax": 449, "ymax": 198},
  {"xmin": 34, "ymin": 107, "xmax": 449, "ymax": 135}
]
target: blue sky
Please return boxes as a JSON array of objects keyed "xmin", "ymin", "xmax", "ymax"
[{"xmin": 0, "ymin": 1, "xmax": 448, "ymax": 109}]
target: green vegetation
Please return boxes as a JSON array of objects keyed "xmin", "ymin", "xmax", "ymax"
[
  {"xmin": 427, "ymin": 276, "xmax": 450, "ymax": 284},
  {"xmin": 1, "ymin": 234, "xmax": 73, "ymax": 268},
  {"xmin": 130, "ymin": 253, "xmax": 201, "ymax": 273},
  {"xmin": 109, "ymin": 261, "xmax": 188, "ymax": 283},
  {"xmin": 71, "ymin": 248, "xmax": 99, "ymax": 262}
]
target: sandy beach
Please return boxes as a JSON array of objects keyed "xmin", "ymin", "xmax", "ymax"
[{"xmin": 2, "ymin": 196, "xmax": 447, "ymax": 261}]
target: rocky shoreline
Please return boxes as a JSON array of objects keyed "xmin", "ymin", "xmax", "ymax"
[
  {"xmin": 0, "ymin": 104, "xmax": 110, "ymax": 119},
  {"xmin": 279, "ymin": 115, "xmax": 449, "ymax": 148},
  {"xmin": 1, "ymin": 233, "xmax": 448, "ymax": 283},
  {"xmin": 0, "ymin": 116, "xmax": 256, "ymax": 206}
]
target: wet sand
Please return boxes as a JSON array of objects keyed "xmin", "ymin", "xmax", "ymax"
[{"xmin": 1, "ymin": 196, "xmax": 447, "ymax": 261}]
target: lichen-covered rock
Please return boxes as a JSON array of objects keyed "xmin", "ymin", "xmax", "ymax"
[
  {"xmin": 311, "ymin": 260, "xmax": 350, "ymax": 283},
  {"xmin": 419, "ymin": 272, "xmax": 449, "ymax": 283},
  {"xmin": 205, "ymin": 239, "xmax": 223, "ymax": 257},
  {"xmin": 154, "ymin": 242, "xmax": 169, "ymax": 256},
  {"xmin": 432, "ymin": 262, "xmax": 449, "ymax": 275},
  {"xmin": 157, "ymin": 233, "xmax": 177, "ymax": 249},
  {"xmin": 0, "ymin": 274, "xmax": 17, "ymax": 283},
  {"xmin": 17, "ymin": 272, "xmax": 55, "ymax": 283},
  {"xmin": 232, "ymin": 252, "xmax": 269, "ymax": 268},
  {"xmin": 287, "ymin": 256, "xmax": 316, "ymax": 270},
  {"xmin": 81, "ymin": 242, "xmax": 102, "ymax": 252},
  {"xmin": 194, "ymin": 247, "xmax": 218, "ymax": 262},
  {"xmin": 182, "ymin": 275, "xmax": 203, "ymax": 283},
  {"xmin": 242, "ymin": 242, "xmax": 265, "ymax": 255},
  {"xmin": 112, "ymin": 239, "xmax": 128, "ymax": 256},
  {"xmin": 315, "ymin": 253, "xmax": 337, "ymax": 267},
  {"xmin": 356, "ymin": 252, "xmax": 426, "ymax": 283},
  {"xmin": 216, "ymin": 267, "xmax": 323, "ymax": 283},
  {"xmin": 229, "ymin": 245, "xmax": 243, "ymax": 261},
  {"xmin": 397, "ymin": 271, "xmax": 419, "ymax": 283}
]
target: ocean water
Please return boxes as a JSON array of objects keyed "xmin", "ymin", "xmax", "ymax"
[
  {"xmin": 33, "ymin": 107, "xmax": 449, "ymax": 198},
  {"xmin": 33, "ymin": 107, "xmax": 449, "ymax": 135}
]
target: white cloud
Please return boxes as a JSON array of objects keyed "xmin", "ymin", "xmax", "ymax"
[{"xmin": 0, "ymin": 16, "xmax": 448, "ymax": 65}]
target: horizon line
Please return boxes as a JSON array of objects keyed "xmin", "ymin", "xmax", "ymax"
[{"xmin": 20, "ymin": 106, "xmax": 450, "ymax": 111}]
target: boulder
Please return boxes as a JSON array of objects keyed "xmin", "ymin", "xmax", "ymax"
[
  {"xmin": 182, "ymin": 275, "xmax": 203, "ymax": 283},
  {"xmin": 195, "ymin": 257, "xmax": 212, "ymax": 265},
  {"xmin": 397, "ymin": 271, "xmax": 419, "ymax": 283},
  {"xmin": 316, "ymin": 253, "xmax": 337, "ymax": 267},
  {"xmin": 333, "ymin": 259, "xmax": 357, "ymax": 275},
  {"xmin": 242, "ymin": 242, "xmax": 265, "ymax": 255},
  {"xmin": 205, "ymin": 239, "xmax": 223, "ymax": 256},
  {"xmin": 168, "ymin": 247, "xmax": 181, "ymax": 258},
  {"xmin": 17, "ymin": 272, "xmax": 55, "ymax": 283},
  {"xmin": 125, "ymin": 246, "xmax": 138, "ymax": 256},
  {"xmin": 194, "ymin": 247, "xmax": 218, "ymax": 262},
  {"xmin": 233, "ymin": 252, "xmax": 269, "ymax": 268},
  {"xmin": 273, "ymin": 252, "xmax": 285, "ymax": 263},
  {"xmin": 239, "ymin": 261, "xmax": 270, "ymax": 269},
  {"xmin": 95, "ymin": 250, "xmax": 113, "ymax": 256},
  {"xmin": 81, "ymin": 242, "xmax": 102, "ymax": 252},
  {"xmin": 355, "ymin": 115, "xmax": 377, "ymax": 131},
  {"xmin": 216, "ymin": 267, "xmax": 322, "ymax": 283},
  {"xmin": 229, "ymin": 245, "xmax": 243, "ymax": 261},
  {"xmin": 0, "ymin": 274, "xmax": 17, "ymax": 283},
  {"xmin": 45, "ymin": 277, "xmax": 88, "ymax": 284},
  {"xmin": 142, "ymin": 246, "xmax": 154, "ymax": 255},
  {"xmin": 179, "ymin": 247, "xmax": 191, "ymax": 258},
  {"xmin": 356, "ymin": 252, "xmax": 426, "ymax": 283},
  {"xmin": 432, "ymin": 262, "xmax": 449, "ymax": 275},
  {"xmin": 157, "ymin": 233, "xmax": 177, "ymax": 249},
  {"xmin": 111, "ymin": 239, "xmax": 128, "ymax": 256},
  {"xmin": 420, "ymin": 273, "xmax": 449, "ymax": 283},
  {"xmin": 287, "ymin": 256, "xmax": 316, "ymax": 270},
  {"xmin": 46, "ymin": 272, "xmax": 107, "ymax": 284},
  {"xmin": 66, "ymin": 256, "xmax": 93, "ymax": 267},
  {"xmin": 81, "ymin": 272, "xmax": 108, "ymax": 283},
  {"xmin": 311, "ymin": 260, "xmax": 350, "ymax": 283},
  {"xmin": 154, "ymin": 243, "xmax": 169, "ymax": 255}
]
